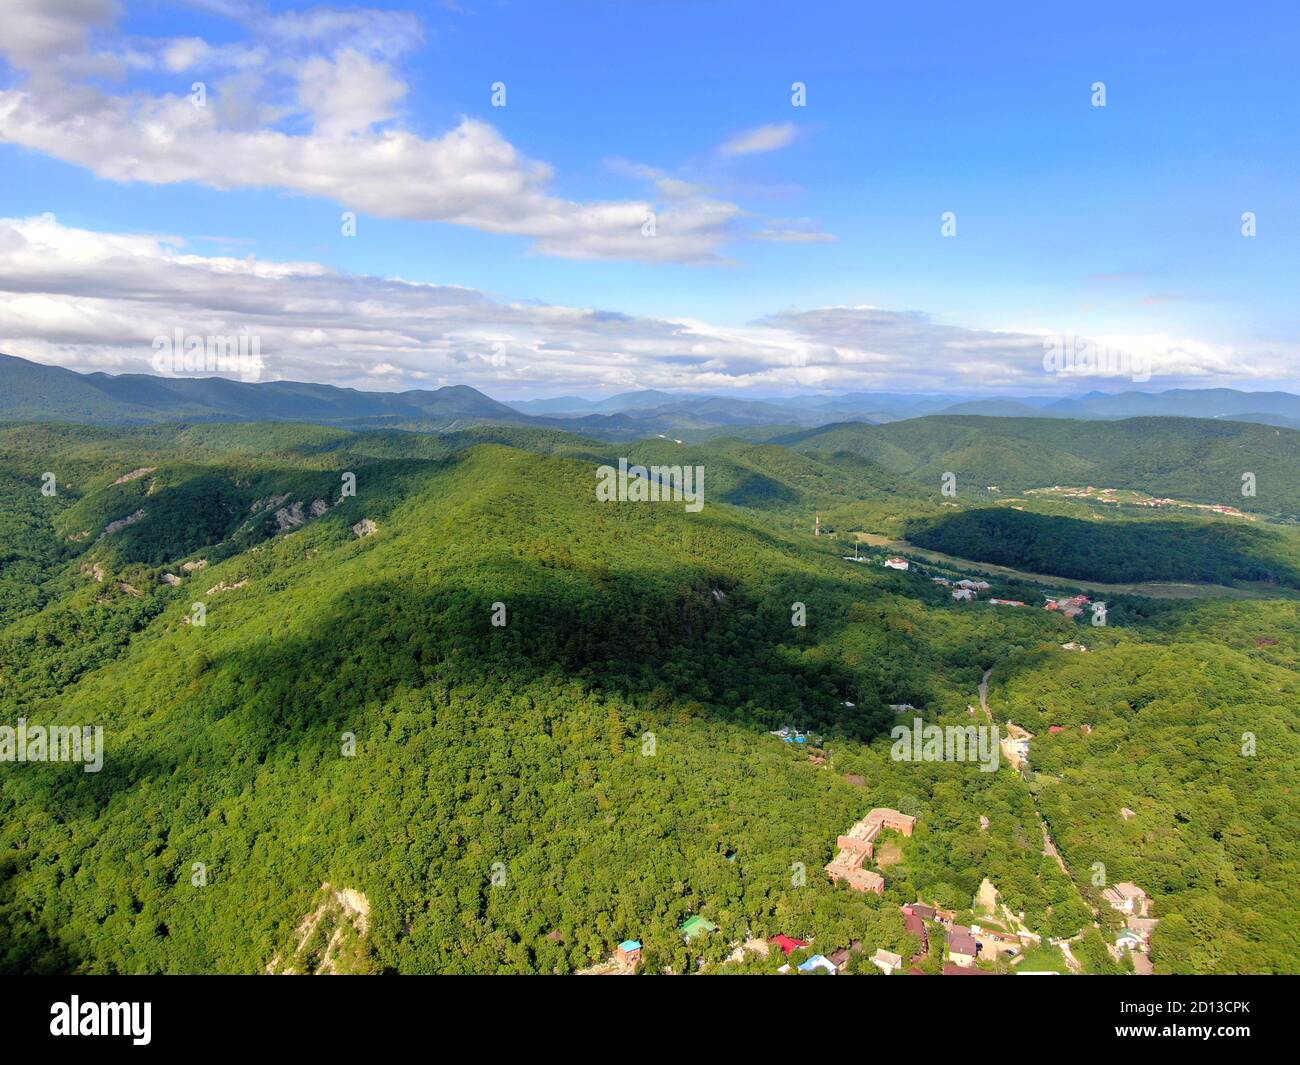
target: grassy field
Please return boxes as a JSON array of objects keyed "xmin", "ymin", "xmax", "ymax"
[{"xmin": 1015, "ymin": 943, "xmax": 1071, "ymax": 974}]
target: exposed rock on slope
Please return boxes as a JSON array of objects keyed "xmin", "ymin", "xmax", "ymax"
[
  {"xmin": 101, "ymin": 509, "xmax": 146, "ymax": 537},
  {"xmin": 113, "ymin": 467, "xmax": 157, "ymax": 485},
  {"xmin": 266, "ymin": 883, "xmax": 374, "ymax": 975}
]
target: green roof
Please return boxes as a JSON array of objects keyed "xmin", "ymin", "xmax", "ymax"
[{"xmin": 680, "ymin": 916, "xmax": 718, "ymax": 940}]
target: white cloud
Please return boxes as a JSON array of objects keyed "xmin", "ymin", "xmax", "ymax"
[
  {"xmin": 297, "ymin": 48, "xmax": 406, "ymax": 136},
  {"xmin": 0, "ymin": 215, "xmax": 1284, "ymax": 397},
  {"xmin": 718, "ymin": 122, "xmax": 798, "ymax": 157},
  {"xmin": 0, "ymin": 3, "xmax": 743, "ymax": 264},
  {"xmin": 0, "ymin": 0, "xmax": 118, "ymax": 74},
  {"xmin": 161, "ymin": 37, "xmax": 212, "ymax": 73}
]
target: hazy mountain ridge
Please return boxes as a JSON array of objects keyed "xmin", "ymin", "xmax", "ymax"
[{"xmin": 7, "ymin": 353, "xmax": 1300, "ymax": 436}]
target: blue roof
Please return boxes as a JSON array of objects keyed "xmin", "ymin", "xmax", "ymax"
[
  {"xmin": 798, "ymin": 954, "xmax": 836, "ymax": 972},
  {"xmin": 618, "ymin": 940, "xmax": 642, "ymax": 951}
]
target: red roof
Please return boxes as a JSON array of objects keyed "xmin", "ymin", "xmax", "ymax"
[
  {"xmin": 943, "ymin": 963, "xmax": 995, "ymax": 975},
  {"xmin": 1048, "ymin": 725, "xmax": 1066, "ymax": 733},
  {"xmin": 770, "ymin": 934, "xmax": 809, "ymax": 955}
]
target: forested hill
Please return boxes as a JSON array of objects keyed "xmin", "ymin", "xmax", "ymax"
[
  {"xmin": 2, "ymin": 420, "xmax": 1299, "ymax": 974},
  {"xmin": 905, "ymin": 508, "xmax": 1300, "ymax": 589},
  {"xmin": 780, "ymin": 415, "xmax": 1300, "ymax": 516}
]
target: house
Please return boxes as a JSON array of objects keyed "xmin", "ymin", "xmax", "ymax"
[
  {"xmin": 979, "ymin": 815, "xmax": 990, "ymax": 831},
  {"xmin": 932, "ymin": 576, "xmax": 952, "ymax": 586},
  {"xmin": 904, "ymin": 903, "xmax": 937, "ymax": 921},
  {"xmin": 770, "ymin": 934, "xmax": 809, "ymax": 955},
  {"xmin": 884, "ymin": 557, "xmax": 910, "ymax": 571},
  {"xmin": 615, "ymin": 940, "xmax": 643, "ymax": 968},
  {"xmin": 889, "ymin": 703, "xmax": 917, "ymax": 713},
  {"xmin": 1046, "ymin": 593, "xmax": 1091, "ymax": 618},
  {"xmin": 871, "ymin": 949, "xmax": 903, "ymax": 975},
  {"xmin": 1048, "ymin": 725, "xmax": 1066, "ymax": 734},
  {"xmin": 989, "ymin": 598, "xmax": 1026, "ymax": 607},
  {"xmin": 680, "ymin": 916, "xmax": 718, "ymax": 942},
  {"xmin": 1101, "ymin": 882, "xmax": 1149, "ymax": 916},
  {"xmin": 947, "ymin": 928, "xmax": 979, "ymax": 968},
  {"xmin": 1127, "ymin": 916, "xmax": 1159, "ymax": 944},
  {"xmin": 826, "ymin": 940, "xmax": 863, "ymax": 969},
  {"xmin": 952, "ymin": 588, "xmax": 976, "ymax": 601},
  {"xmin": 900, "ymin": 908, "xmax": 931, "ymax": 969},
  {"xmin": 1081, "ymin": 724, "xmax": 1093, "ymax": 734},
  {"xmin": 1061, "ymin": 641, "xmax": 1089, "ymax": 652},
  {"xmin": 943, "ymin": 962, "xmax": 994, "ymax": 975},
  {"xmin": 825, "ymin": 808, "xmax": 916, "ymax": 894},
  {"xmin": 797, "ymin": 954, "xmax": 838, "ymax": 974}
]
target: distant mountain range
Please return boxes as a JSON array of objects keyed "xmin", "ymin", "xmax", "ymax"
[{"xmin": 5, "ymin": 352, "xmax": 1300, "ymax": 437}]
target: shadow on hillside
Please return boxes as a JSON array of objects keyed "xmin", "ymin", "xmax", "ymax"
[
  {"xmin": 904, "ymin": 509, "xmax": 1300, "ymax": 589},
  {"xmin": 10, "ymin": 554, "xmax": 956, "ymax": 824}
]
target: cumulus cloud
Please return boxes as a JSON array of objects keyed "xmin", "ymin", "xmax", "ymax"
[
  {"xmin": 0, "ymin": 215, "xmax": 1282, "ymax": 398},
  {"xmin": 0, "ymin": 3, "xmax": 742, "ymax": 263}
]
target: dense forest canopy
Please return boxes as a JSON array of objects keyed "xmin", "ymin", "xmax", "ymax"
[{"xmin": 1, "ymin": 417, "xmax": 1297, "ymax": 974}]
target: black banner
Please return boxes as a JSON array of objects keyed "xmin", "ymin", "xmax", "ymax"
[{"xmin": 2, "ymin": 974, "xmax": 1286, "ymax": 1051}]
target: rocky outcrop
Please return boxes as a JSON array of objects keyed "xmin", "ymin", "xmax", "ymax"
[
  {"xmin": 160, "ymin": 573, "xmax": 182, "ymax": 586},
  {"xmin": 266, "ymin": 883, "xmax": 373, "ymax": 976},
  {"xmin": 206, "ymin": 579, "xmax": 248, "ymax": 595},
  {"xmin": 113, "ymin": 467, "xmax": 157, "ymax": 485},
  {"xmin": 101, "ymin": 509, "xmax": 146, "ymax": 537},
  {"xmin": 181, "ymin": 559, "xmax": 208, "ymax": 573},
  {"xmin": 274, "ymin": 502, "xmax": 307, "ymax": 531},
  {"xmin": 351, "ymin": 518, "xmax": 377, "ymax": 538},
  {"xmin": 250, "ymin": 493, "xmax": 290, "ymax": 514}
]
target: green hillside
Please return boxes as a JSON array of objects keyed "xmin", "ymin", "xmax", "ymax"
[
  {"xmin": 2, "ymin": 422, "xmax": 1298, "ymax": 974},
  {"xmin": 905, "ymin": 508, "xmax": 1300, "ymax": 589},
  {"xmin": 782, "ymin": 416, "xmax": 1300, "ymax": 517}
]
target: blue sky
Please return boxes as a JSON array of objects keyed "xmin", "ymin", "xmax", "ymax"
[{"xmin": 0, "ymin": 0, "xmax": 1296, "ymax": 397}]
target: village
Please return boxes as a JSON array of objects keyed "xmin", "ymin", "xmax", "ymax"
[
  {"xmin": 580, "ymin": 806, "xmax": 1158, "ymax": 976},
  {"xmin": 578, "ymin": 520, "xmax": 1161, "ymax": 977},
  {"xmin": 841, "ymin": 535, "xmax": 1101, "ymax": 619}
]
